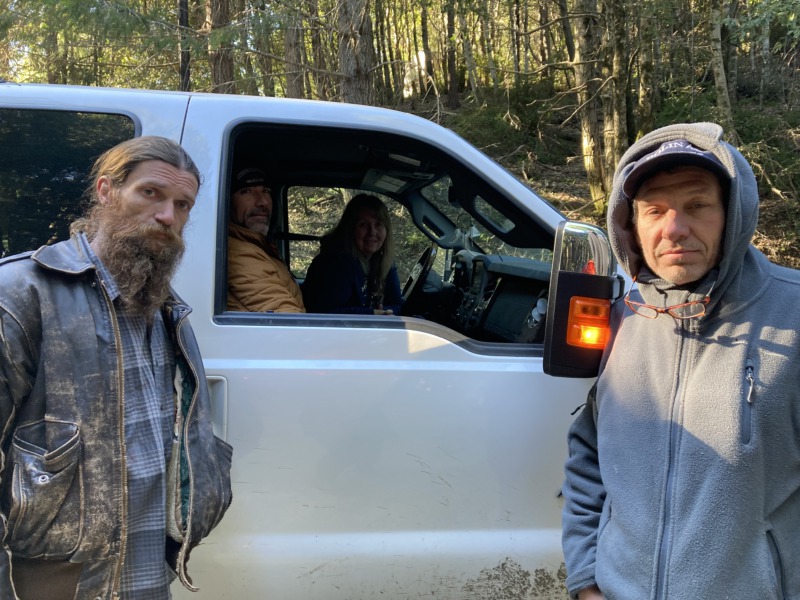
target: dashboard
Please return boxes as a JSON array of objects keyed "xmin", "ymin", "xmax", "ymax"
[{"xmin": 448, "ymin": 252, "xmax": 551, "ymax": 344}]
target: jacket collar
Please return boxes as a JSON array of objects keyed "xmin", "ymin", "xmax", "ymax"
[
  {"xmin": 228, "ymin": 222, "xmax": 281, "ymax": 260},
  {"xmin": 31, "ymin": 233, "xmax": 191, "ymax": 313},
  {"xmin": 31, "ymin": 234, "xmax": 95, "ymax": 276},
  {"xmin": 228, "ymin": 222, "xmax": 265, "ymax": 245}
]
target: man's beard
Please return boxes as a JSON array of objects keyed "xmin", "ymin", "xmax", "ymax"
[
  {"xmin": 89, "ymin": 204, "xmax": 185, "ymax": 318},
  {"xmin": 244, "ymin": 209, "xmax": 270, "ymax": 236}
]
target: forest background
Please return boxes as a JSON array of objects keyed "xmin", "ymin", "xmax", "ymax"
[{"xmin": 1, "ymin": 0, "xmax": 799, "ymax": 267}]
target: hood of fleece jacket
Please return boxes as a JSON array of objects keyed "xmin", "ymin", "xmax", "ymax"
[{"xmin": 607, "ymin": 122, "xmax": 759, "ymax": 307}]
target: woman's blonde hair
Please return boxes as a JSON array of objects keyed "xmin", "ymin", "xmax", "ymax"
[{"xmin": 323, "ymin": 194, "xmax": 395, "ymax": 292}]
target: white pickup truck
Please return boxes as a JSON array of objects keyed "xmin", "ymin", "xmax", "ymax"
[{"xmin": 0, "ymin": 82, "xmax": 620, "ymax": 599}]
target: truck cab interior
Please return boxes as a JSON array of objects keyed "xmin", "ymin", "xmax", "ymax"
[{"xmin": 223, "ymin": 123, "xmax": 557, "ymax": 346}]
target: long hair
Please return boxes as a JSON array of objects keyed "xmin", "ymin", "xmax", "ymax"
[
  {"xmin": 71, "ymin": 136, "xmax": 201, "ymax": 237},
  {"xmin": 323, "ymin": 194, "xmax": 395, "ymax": 292}
]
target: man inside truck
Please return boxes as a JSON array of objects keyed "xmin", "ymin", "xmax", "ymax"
[
  {"xmin": 562, "ymin": 123, "xmax": 800, "ymax": 599},
  {"xmin": 227, "ymin": 166, "xmax": 306, "ymax": 313},
  {"xmin": 0, "ymin": 136, "xmax": 232, "ymax": 599}
]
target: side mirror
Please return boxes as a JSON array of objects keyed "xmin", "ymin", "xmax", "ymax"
[{"xmin": 543, "ymin": 221, "xmax": 624, "ymax": 378}]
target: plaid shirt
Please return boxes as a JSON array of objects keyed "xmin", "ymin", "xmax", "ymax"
[{"xmin": 83, "ymin": 237, "xmax": 176, "ymax": 599}]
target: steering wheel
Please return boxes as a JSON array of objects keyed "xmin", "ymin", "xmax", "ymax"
[{"xmin": 402, "ymin": 243, "xmax": 438, "ymax": 307}]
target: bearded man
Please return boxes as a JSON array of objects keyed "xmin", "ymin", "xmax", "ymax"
[{"xmin": 0, "ymin": 136, "xmax": 233, "ymax": 599}]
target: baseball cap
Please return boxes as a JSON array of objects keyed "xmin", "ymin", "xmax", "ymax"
[
  {"xmin": 622, "ymin": 139, "xmax": 730, "ymax": 198},
  {"xmin": 232, "ymin": 167, "xmax": 269, "ymax": 193}
]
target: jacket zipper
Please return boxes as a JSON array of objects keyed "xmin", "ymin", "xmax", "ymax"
[
  {"xmin": 742, "ymin": 359, "xmax": 755, "ymax": 445},
  {"xmin": 171, "ymin": 305, "xmax": 200, "ymax": 592},
  {"xmin": 98, "ymin": 280, "xmax": 127, "ymax": 597},
  {"xmin": 653, "ymin": 328, "xmax": 688, "ymax": 600}
]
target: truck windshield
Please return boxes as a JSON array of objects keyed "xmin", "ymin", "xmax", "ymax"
[{"xmin": 420, "ymin": 175, "xmax": 553, "ymax": 263}]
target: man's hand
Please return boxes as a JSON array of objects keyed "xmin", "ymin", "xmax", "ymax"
[{"xmin": 578, "ymin": 585, "xmax": 603, "ymax": 600}]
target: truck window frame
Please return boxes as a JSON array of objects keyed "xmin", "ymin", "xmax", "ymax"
[{"xmin": 214, "ymin": 121, "xmax": 551, "ymax": 358}]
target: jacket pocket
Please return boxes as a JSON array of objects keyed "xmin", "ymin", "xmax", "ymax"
[
  {"xmin": 741, "ymin": 358, "xmax": 755, "ymax": 445},
  {"xmin": 767, "ymin": 530, "xmax": 787, "ymax": 600},
  {"xmin": 2, "ymin": 419, "xmax": 84, "ymax": 559}
]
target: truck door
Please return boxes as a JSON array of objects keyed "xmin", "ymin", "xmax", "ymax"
[{"xmin": 174, "ymin": 95, "xmax": 596, "ymax": 599}]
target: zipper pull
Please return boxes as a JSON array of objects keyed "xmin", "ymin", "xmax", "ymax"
[{"xmin": 745, "ymin": 363, "xmax": 755, "ymax": 404}]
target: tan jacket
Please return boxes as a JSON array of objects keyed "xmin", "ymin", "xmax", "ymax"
[{"xmin": 227, "ymin": 223, "xmax": 305, "ymax": 313}]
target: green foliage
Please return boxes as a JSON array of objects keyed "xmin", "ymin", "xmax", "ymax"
[
  {"xmin": 444, "ymin": 80, "xmax": 573, "ymax": 171},
  {"xmin": 655, "ymin": 87, "xmax": 720, "ymax": 126},
  {"xmin": 735, "ymin": 104, "xmax": 800, "ymax": 195},
  {"xmin": 730, "ymin": 0, "xmax": 800, "ymax": 48}
]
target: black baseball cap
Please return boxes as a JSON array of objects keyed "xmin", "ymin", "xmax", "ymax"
[
  {"xmin": 232, "ymin": 167, "xmax": 269, "ymax": 193},
  {"xmin": 623, "ymin": 139, "xmax": 730, "ymax": 198}
]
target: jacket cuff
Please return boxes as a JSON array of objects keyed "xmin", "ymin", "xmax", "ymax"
[{"xmin": 566, "ymin": 565, "xmax": 597, "ymax": 599}]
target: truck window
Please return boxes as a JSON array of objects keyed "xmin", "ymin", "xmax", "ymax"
[
  {"xmin": 0, "ymin": 109, "xmax": 135, "ymax": 256},
  {"xmin": 220, "ymin": 122, "xmax": 554, "ymax": 349}
]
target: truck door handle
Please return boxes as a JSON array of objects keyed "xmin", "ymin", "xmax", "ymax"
[{"xmin": 206, "ymin": 376, "xmax": 229, "ymax": 440}]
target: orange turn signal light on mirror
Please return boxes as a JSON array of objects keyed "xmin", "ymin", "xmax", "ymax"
[{"xmin": 566, "ymin": 296, "xmax": 611, "ymax": 349}]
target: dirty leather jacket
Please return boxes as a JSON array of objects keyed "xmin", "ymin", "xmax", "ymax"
[{"xmin": 0, "ymin": 235, "xmax": 233, "ymax": 599}]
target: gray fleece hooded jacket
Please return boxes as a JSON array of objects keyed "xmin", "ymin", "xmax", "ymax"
[{"xmin": 561, "ymin": 122, "xmax": 800, "ymax": 600}]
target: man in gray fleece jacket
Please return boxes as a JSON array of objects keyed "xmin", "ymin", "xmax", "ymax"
[{"xmin": 561, "ymin": 122, "xmax": 800, "ymax": 599}]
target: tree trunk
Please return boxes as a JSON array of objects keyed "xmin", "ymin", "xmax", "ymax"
[
  {"xmin": 709, "ymin": 0, "xmax": 740, "ymax": 143},
  {"xmin": 309, "ymin": 0, "xmax": 330, "ymax": 100},
  {"xmin": 253, "ymin": 20, "xmax": 276, "ymax": 97},
  {"xmin": 722, "ymin": 0, "xmax": 739, "ymax": 102},
  {"xmin": 758, "ymin": 20, "xmax": 770, "ymax": 108},
  {"xmin": 301, "ymin": 30, "xmax": 314, "ymax": 97},
  {"xmin": 420, "ymin": 0, "xmax": 435, "ymax": 86},
  {"xmin": 374, "ymin": 0, "xmax": 392, "ymax": 100},
  {"xmin": 571, "ymin": 0, "xmax": 606, "ymax": 212},
  {"xmin": 338, "ymin": 0, "xmax": 374, "ymax": 104},
  {"xmin": 458, "ymin": 10, "xmax": 480, "ymax": 101},
  {"xmin": 411, "ymin": 3, "xmax": 426, "ymax": 95},
  {"xmin": 386, "ymin": 0, "xmax": 401, "ymax": 100},
  {"xmin": 557, "ymin": 0, "xmax": 575, "ymax": 62},
  {"xmin": 45, "ymin": 30, "xmax": 59, "ymax": 84},
  {"xmin": 636, "ymin": 13, "xmax": 655, "ymax": 137},
  {"xmin": 510, "ymin": 0, "xmax": 521, "ymax": 88},
  {"xmin": 284, "ymin": 10, "xmax": 305, "ymax": 98},
  {"xmin": 539, "ymin": 3, "xmax": 553, "ymax": 75},
  {"xmin": 178, "ymin": 0, "xmax": 191, "ymax": 91},
  {"xmin": 445, "ymin": 0, "xmax": 460, "ymax": 108},
  {"xmin": 206, "ymin": 0, "xmax": 235, "ymax": 93},
  {"xmin": 480, "ymin": 8, "xmax": 498, "ymax": 88},
  {"xmin": 386, "ymin": 1, "xmax": 408, "ymax": 100},
  {"xmin": 521, "ymin": 0, "xmax": 530, "ymax": 72},
  {"xmin": 603, "ymin": 0, "xmax": 628, "ymax": 190}
]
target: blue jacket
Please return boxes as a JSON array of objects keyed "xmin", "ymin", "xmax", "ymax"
[
  {"xmin": 0, "ymin": 235, "xmax": 233, "ymax": 599},
  {"xmin": 303, "ymin": 250, "xmax": 403, "ymax": 315},
  {"xmin": 562, "ymin": 123, "xmax": 800, "ymax": 599}
]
